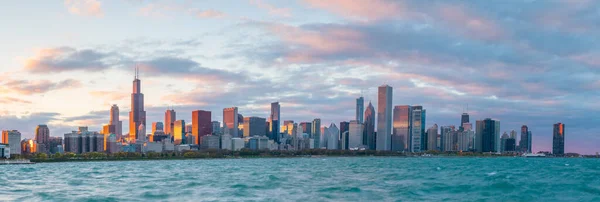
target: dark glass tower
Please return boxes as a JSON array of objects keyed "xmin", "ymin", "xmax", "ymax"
[
  {"xmin": 270, "ymin": 102, "xmax": 280, "ymax": 143},
  {"xmin": 129, "ymin": 67, "xmax": 146, "ymax": 141},
  {"xmin": 553, "ymin": 123, "xmax": 565, "ymax": 155},
  {"xmin": 363, "ymin": 102, "xmax": 375, "ymax": 150}
]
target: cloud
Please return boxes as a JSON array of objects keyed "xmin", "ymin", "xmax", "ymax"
[
  {"xmin": 64, "ymin": 0, "xmax": 103, "ymax": 17},
  {"xmin": 0, "ymin": 79, "xmax": 82, "ymax": 95},
  {"xmin": 138, "ymin": 3, "xmax": 226, "ymax": 19},
  {"xmin": 303, "ymin": 0, "xmax": 405, "ymax": 22},
  {"xmin": 250, "ymin": 0, "xmax": 292, "ymax": 17},
  {"xmin": 24, "ymin": 47, "xmax": 115, "ymax": 73}
]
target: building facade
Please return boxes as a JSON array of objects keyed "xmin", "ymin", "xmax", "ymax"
[
  {"xmin": 2, "ymin": 130, "xmax": 21, "ymax": 155},
  {"xmin": 192, "ymin": 110, "xmax": 212, "ymax": 145},
  {"xmin": 270, "ymin": 102, "xmax": 281, "ymax": 143},
  {"xmin": 364, "ymin": 102, "xmax": 376, "ymax": 150},
  {"xmin": 376, "ymin": 85, "xmax": 393, "ymax": 151},
  {"xmin": 129, "ymin": 68, "xmax": 146, "ymax": 141},
  {"xmin": 164, "ymin": 109, "xmax": 176, "ymax": 136},
  {"xmin": 553, "ymin": 123, "xmax": 565, "ymax": 155},
  {"xmin": 392, "ymin": 105, "xmax": 411, "ymax": 151},
  {"xmin": 356, "ymin": 96, "xmax": 364, "ymax": 123},
  {"xmin": 243, "ymin": 117, "xmax": 267, "ymax": 137},
  {"xmin": 223, "ymin": 107, "xmax": 239, "ymax": 138}
]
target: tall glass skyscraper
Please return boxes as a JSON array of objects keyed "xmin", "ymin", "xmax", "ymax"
[
  {"xmin": 129, "ymin": 67, "xmax": 146, "ymax": 141},
  {"xmin": 410, "ymin": 106, "xmax": 423, "ymax": 152},
  {"xmin": 364, "ymin": 102, "xmax": 376, "ymax": 150},
  {"xmin": 392, "ymin": 105, "xmax": 411, "ymax": 151},
  {"xmin": 478, "ymin": 118, "xmax": 500, "ymax": 152},
  {"xmin": 376, "ymin": 85, "xmax": 392, "ymax": 151},
  {"xmin": 356, "ymin": 97, "xmax": 364, "ymax": 123},
  {"xmin": 164, "ymin": 109, "xmax": 176, "ymax": 136},
  {"xmin": 520, "ymin": 125, "xmax": 532, "ymax": 153},
  {"xmin": 312, "ymin": 118, "xmax": 321, "ymax": 148},
  {"xmin": 192, "ymin": 110, "xmax": 212, "ymax": 145},
  {"xmin": 553, "ymin": 123, "xmax": 565, "ymax": 155},
  {"xmin": 270, "ymin": 102, "xmax": 281, "ymax": 143}
]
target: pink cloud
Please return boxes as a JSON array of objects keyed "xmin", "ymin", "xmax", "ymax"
[
  {"xmin": 303, "ymin": 0, "xmax": 405, "ymax": 22},
  {"xmin": 64, "ymin": 0, "xmax": 103, "ymax": 17},
  {"xmin": 250, "ymin": 0, "xmax": 292, "ymax": 17},
  {"xmin": 138, "ymin": 3, "xmax": 226, "ymax": 19},
  {"xmin": 437, "ymin": 4, "xmax": 505, "ymax": 40}
]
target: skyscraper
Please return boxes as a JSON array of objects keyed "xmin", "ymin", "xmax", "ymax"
[
  {"xmin": 300, "ymin": 122, "xmax": 312, "ymax": 137},
  {"xmin": 270, "ymin": 102, "xmax": 280, "ymax": 142},
  {"xmin": 411, "ymin": 106, "xmax": 423, "ymax": 152},
  {"xmin": 2, "ymin": 130, "xmax": 21, "ymax": 155},
  {"xmin": 376, "ymin": 85, "xmax": 392, "ymax": 151},
  {"xmin": 392, "ymin": 105, "xmax": 411, "ymax": 151},
  {"xmin": 164, "ymin": 109, "xmax": 176, "ymax": 136},
  {"xmin": 223, "ymin": 107, "xmax": 239, "ymax": 138},
  {"xmin": 427, "ymin": 124, "xmax": 438, "ymax": 151},
  {"xmin": 478, "ymin": 118, "xmax": 500, "ymax": 152},
  {"xmin": 520, "ymin": 125, "xmax": 532, "ymax": 153},
  {"xmin": 35, "ymin": 125, "xmax": 50, "ymax": 153},
  {"xmin": 152, "ymin": 122, "xmax": 164, "ymax": 135},
  {"xmin": 211, "ymin": 121, "xmax": 221, "ymax": 135},
  {"xmin": 461, "ymin": 113, "xmax": 470, "ymax": 127},
  {"xmin": 243, "ymin": 117, "xmax": 267, "ymax": 137},
  {"xmin": 129, "ymin": 67, "xmax": 146, "ymax": 141},
  {"xmin": 356, "ymin": 97, "xmax": 364, "ymax": 123},
  {"xmin": 192, "ymin": 110, "xmax": 212, "ymax": 145},
  {"xmin": 553, "ymin": 123, "xmax": 565, "ymax": 155},
  {"xmin": 364, "ymin": 102, "xmax": 376, "ymax": 150},
  {"xmin": 312, "ymin": 118, "xmax": 321, "ymax": 148},
  {"xmin": 173, "ymin": 120, "xmax": 186, "ymax": 144},
  {"xmin": 110, "ymin": 104, "xmax": 122, "ymax": 138},
  {"xmin": 348, "ymin": 120, "xmax": 364, "ymax": 149}
]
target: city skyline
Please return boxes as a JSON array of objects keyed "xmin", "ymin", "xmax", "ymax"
[{"xmin": 0, "ymin": 0, "xmax": 599, "ymax": 154}]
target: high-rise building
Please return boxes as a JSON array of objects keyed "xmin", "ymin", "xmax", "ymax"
[
  {"xmin": 392, "ymin": 105, "xmax": 411, "ymax": 151},
  {"xmin": 461, "ymin": 113, "xmax": 470, "ymax": 127},
  {"xmin": 129, "ymin": 68, "xmax": 146, "ymax": 141},
  {"xmin": 476, "ymin": 118, "xmax": 500, "ymax": 152},
  {"xmin": 300, "ymin": 122, "xmax": 312, "ymax": 137},
  {"xmin": 192, "ymin": 110, "xmax": 212, "ymax": 145},
  {"xmin": 271, "ymin": 102, "xmax": 281, "ymax": 142},
  {"xmin": 211, "ymin": 121, "xmax": 221, "ymax": 135},
  {"xmin": 349, "ymin": 120, "xmax": 364, "ymax": 149},
  {"xmin": 152, "ymin": 122, "xmax": 164, "ymax": 135},
  {"xmin": 312, "ymin": 118, "xmax": 321, "ymax": 149},
  {"xmin": 356, "ymin": 97, "xmax": 364, "ymax": 123},
  {"xmin": 410, "ymin": 106, "xmax": 423, "ymax": 152},
  {"xmin": 427, "ymin": 124, "xmax": 438, "ymax": 151},
  {"xmin": 223, "ymin": 107, "xmax": 239, "ymax": 138},
  {"xmin": 164, "ymin": 109, "xmax": 176, "ymax": 136},
  {"xmin": 520, "ymin": 125, "xmax": 532, "ymax": 153},
  {"xmin": 339, "ymin": 121, "xmax": 350, "ymax": 147},
  {"xmin": 35, "ymin": 125, "xmax": 50, "ymax": 153},
  {"xmin": 63, "ymin": 127, "xmax": 104, "ymax": 154},
  {"xmin": 500, "ymin": 132, "xmax": 509, "ymax": 153},
  {"xmin": 110, "ymin": 104, "xmax": 122, "ymax": 139},
  {"xmin": 421, "ymin": 108, "xmax": 427, "ymax": 151},
  {"xmin": 364, "ymin": 102, "xmax": 376, "ymax": 150},
  {"xmin": 376, "ymin": 85, "xmax": 393, "ymax": 151},
  {"xmin": 553, "ymin": 123, "xmax": 565, "ymax": 155},
  {"xmin": 2, "ymin": 130, "xmax": 21, "ymax": 155},
  {"xmin": 326, "ymin": 123, "xmax": 339, "ymax": 150},
  {"xmin": 440, "ymin": 126, "xmax": 455, "ymax": 152},
  {"xmin": 243, "ymin": 117, "xmax": 267, "ymax": 137},
  {"xmin": 173, "ymin": 120, "xmax": 186, "ymax": 144}
]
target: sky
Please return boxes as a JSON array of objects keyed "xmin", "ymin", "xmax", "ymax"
[{"xmin": 0, "ymin": 0, "xmax": 599, "ymax": 154}]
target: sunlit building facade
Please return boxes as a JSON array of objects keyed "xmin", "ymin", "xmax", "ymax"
[
  {"xmin": 223, "ymin": 107, "xmax": 239, "ymax": 138},
  {"xmin": 129, "ymin": 68, "xmax": 146, "ymax": 141},
  {"xmin": 1, "ymin": 130, "xmax": 21, "ymax": 155},
  {"xmin": 192, "ymin": 110, "xmax": 212, "ymax": 145},
  {"xmin": 376, "ymin": 85, "xmax": 393, "ymax": 151},
  {"xmin": 392, "ymin": 105, "xmax": 411, "ymax": 151},
  {"xmin": 553, "ymin": 123, "xmax": 565, "ymax": 155},
  {"xmin": 164, "ymin": 109, "xmax": 176, "ymax": 136}
]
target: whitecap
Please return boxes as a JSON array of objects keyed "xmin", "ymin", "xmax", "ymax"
[
  {"xmin": 565, "ymin": 164, "xmax": 570, "ymax": 166},
  {"xmin": 436, "ymin": 167, "xmax": 441, "ymax": 171},
  {"xmin": 487, "ymin": 171, "xmax": 497, "ymax": 176}
]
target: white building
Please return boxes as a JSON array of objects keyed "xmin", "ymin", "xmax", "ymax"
[
  {"xmin": 410, "ymin": 108, "xmax": 423, "ymax": 152},
  {"xmin": 232, "ymin": 138, "xmax": 245, "ymax": 151},
  {"xmin": 1, "ymin": 130, "xmax": 21, "ymax": 155},
  {"xmin": 326, "ymin": 124, "xmax": 339, "ymax": 150},
  {"xmin": 144, "ymin": 142, "xmax": 163, "ymax": 153},
  {"xmin": 0, "ymin": 144, "xmax": 10, "ymax": 159},
  {"xmin": 176, "ymin": 145, "xmax": 191, "ymax": 152},
  {"xmin": 221, "ymin": 134, "xmax": 232, "ymax": 150},
  {"xmin": 163, "ymin": 141, "xmax": 175, "ymax": 152},
  {"xmin": 457, "ymin": 130, "xmax": 474, "ymax": 151},
  {"xmin": 348, "ymin": 121, "xmax": 364, "ymax": 149}
]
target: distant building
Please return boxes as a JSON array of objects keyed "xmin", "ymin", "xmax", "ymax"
[
  {"xmin": 410, "ymin": 106, "xmax": 423, "ymax": 152},
  {"xmin": 300, "ymin": 122, "xmax": 312, "ymax": 137},
  {"xmin": 110, "ymin": 104, "xmax": 123, "ymax": 139},
  {"xmin": 201, "ymin": 135, "xmax": 220, "ymax": 149},
  {"xmin": 553, "ymin": 123, "xmax": 565, "ymax": 155},
  {"xmin": 2, "ymin": 130, "xmax": 21, "ymax": 155},
  {"xmin": 21, "ymin": 139, "xmax": 36, "ymax": 154},
  {"xmin": 243, "ymin": 117, "xmax": 267, "ymax": 137},
  {"xmin": 48, "ymin": 137, "xmax": 63, "ymax": 154},
  {"xmin": 223, "ymin": 107, "xmax": 239, "ymax": 138},
  {"xmin": 339, "ymin": 121, "xmax": 350, "ymax": 150},
  {"xmin": 63, "ymin": 127, "xmax": 104, "ymax": 154},
  {"xmin": 364, "ymin": 102, "xmax": 376, "ymax": 150},
  {"xmin": 221, "ymin": 134, "xmax": 232, "ymax": 150},
  {"xmin": 461, "ymin": 113, "xmax": 470, "ymax": 129},
  {"xmin": 270, "ymin": 102, "xmax": 281, "ymax": 143},
  {"xmin": 312, "ymin": 119, "xmax": 321, "ymax": 149},
  {"xmin": 348, "ymin": 120, "xmax": 363, "ymax": 149},
  {"xmin": 376, "ymin": 85, "xmax": 393, "ymax": 151},
  {"xmin": 427, "ymin": 124, "xmax": 438, "ymax": 151},
  {"xmin": 185, "ymin": 133, "xmax": 196, "ymax": 146},
  {"xmin": 152, "ymin": 122, "xmax": 164, "ymax": 135},
  {"xmin": 35, "ymin": 125, "xmax": 50, "ymax": 153},
  {"xmin": 392, "ymin": 105, "xmax": 411, "ymax": 151},
  {"xmin": 248, "ymin": 136, "xmax": 269, "ymax": 150},
  {"xmin": 211, "ymin": 121, "xmax": 221, "ymax": 135},
  {"xmin": 476, "ymin": 119, "xmax": 500, "ymax": 152},
  {"xmin": 457, "ymin": 130, "xmax": 474, "ymax": 151},
  {"xmin": 129, "ymin": 68, "xmax": 146, "ymax": 141},
  {"xmin": 356, "ymin": 96, "xmax": 364, "ymax": 123},
  {"xmin": 520, "ymin": 125, "xmax": 532, "ymax": 153},
  {"xmin": 326, "ymin": 123, "xmax": 339, "ymax": 150},
  {"xmin": 231, "ymin": 138, "xmax": 245, "ymax": 151},
  {"xmin": 173, "ymin": 120, "xmax": 186, "ymax": 144},
  {"xmin": 164, "ymin": 109, "xmax": 176, "ymax": 136},
  {"xmin": 0, "ymin": 144, "xmax": 10, "ymax": 158}
]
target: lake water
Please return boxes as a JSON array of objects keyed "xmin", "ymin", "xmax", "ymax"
[{"xmin": 1, "ymin": 157, "xmax": 599, "ymax": 201}]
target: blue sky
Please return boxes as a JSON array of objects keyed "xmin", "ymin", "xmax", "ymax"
[{"xmin": 0, "ymin": 0, "xmax": 599, "ymax": 154}]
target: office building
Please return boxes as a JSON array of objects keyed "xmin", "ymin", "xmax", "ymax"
[
  {"xmin": 392, "ymin": 105, "xmax": 411, "ymax": 151},
  {"xmin": 326, "ymin": 123, "xmax": 339, "ymax": 150},
  {"xmin": 377, "ymin": 85, "xmax": 393, "ymax": 151},
  {"xmin": 152, "ymin": 122, "xmax": 164, "ymax": 135},
  {"xmin": 411, "ymin": 106, "xmax": 423, "ymax": 152},
  {"xmin": 476, "ymin": 118, "xmax": 500, "ymax": 152},
  {"xmin": 312, "ymin": 118, "xmax": 321, "ymax": 149},
  {"xmin": 192, "ymin": 110, "xmax": 212, "ymax": 145},
  {"xmin": 48, "ymin": 137, "xmax": 63, "ymax": 154},
  {"xmin": 221, "ymin": 134, "xmax": 232, "ymax": 150},
  {"xmin": 339, "ymin": 121, "xmax": 350, "ymax": 150},
  {"xmin": 1, "ymin": 130, "xmax": 21, "ymax": 155},
  {"xmin": 364, "ymin": 102, "xmax": 376, "ymax": 150},
  {"xmin": 129, "ymin": 67, "xmax": 146, "ymax": 141},
  {"xmin": 63, "ymin": 127, "xmax": 104, "ymax": 154},
  {"xmin": 173, "ymin": 120, "xmax": 186, "ymax": 144},
  {"xmin": 0, "ymin": 144, "xmax": 10, "ymax": 159},
  {"xmin": 201, "ymin": 135, "xmax": 220, "ymax": 149},
  {"xmin": 223, "ymin": 107, "xmax": 239, "ymax": 138},
  {"xmin": 348, "ymin": 120, "xmax": 364, "ymax": 149},
  {"xmin": 110, "ymin": 104, "xmax": 123, "ymax": 139},
  {"xmin": 211, "ymin": 121, "xmax": 221, "ymax": 135},
  {"xmin": 500, "ymin": 132, "xmax": 509, "ymax": 153},
  {"xmin": 356, "ymin": 96, "xmax": 364, "ymax": 123},
  {"xmin": 457, "ymin": 130, "xmax": 474, "ymax": 151},
  {"xmin": 299, "ymin": 122, "xmax": 312, "ymax": 137},
  {"xmin": 231, "ymin": 138, "xmax": 245, "ymax": 151},
  {"xmin": 520, "ymin": 125, "xmax": 532, "ymax": 153},
  {"xmin": 243, "ymin": 117, "xmax": 267, "ymax": 137},
  {"xmin": 35, "ymin": 125, "xmax": 50, "ymax": 153},
  {"xmin": 165, "ymin": 109, "xmax": 176, "ymax": 136},
  {"xmin": 461, "ymin": 113, "xmax": 469, "ymax": 130},
  {"xmin": 270, "ymin": 102, "xmax": 281, "ymax": 142},
  {"xmin": 427, "ymin": 124, "xmax": 438, "ymax": 151},
  {"xmin": 553, "ymin": 123, "xmax": 565, "ymax": 155}
]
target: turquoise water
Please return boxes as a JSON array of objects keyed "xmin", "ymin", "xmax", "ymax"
[{"xmin": 1, "ymin": 157, "xmax": 599, "ymax": 201}]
